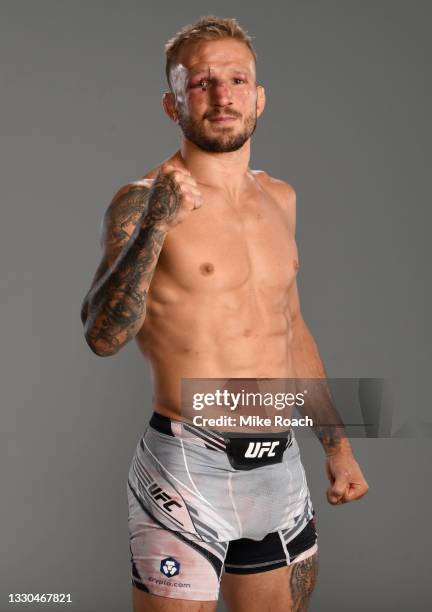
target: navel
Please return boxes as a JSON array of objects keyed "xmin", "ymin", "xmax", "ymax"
[{"xmin": 200, "ymin": 262, "xmax": 215, "ymax": 275}]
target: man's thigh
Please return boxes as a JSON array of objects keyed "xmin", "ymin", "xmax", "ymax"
[
  {"xmin": 220, "ymin": 552, "xmax": 319, "ymax": 612},
  {"xmin": 132, "ymin": 586, "xmax": 218, "ymax": 612}
]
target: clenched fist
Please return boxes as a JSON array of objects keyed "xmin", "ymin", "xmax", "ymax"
[
  {"xmin": 146, "ymin": 162, "xmax": 203, "ymax": 231},
  {"xmin": 325, "ymin": 450, "xmax": 369, "ymax": 505}
]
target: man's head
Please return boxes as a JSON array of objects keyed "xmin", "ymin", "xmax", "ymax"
[{"xmin": 162, "ymin": 16, "xmax": 265, "ymax": 153}]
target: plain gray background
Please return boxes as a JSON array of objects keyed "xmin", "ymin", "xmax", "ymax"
[{"xmin": 1, "ymin": 1, "xmax": 431, "ymax": 610}]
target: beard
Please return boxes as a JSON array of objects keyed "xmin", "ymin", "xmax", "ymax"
[{"xmin": 177, "ymin": 106, "xmax": 258, "ymax": 153}]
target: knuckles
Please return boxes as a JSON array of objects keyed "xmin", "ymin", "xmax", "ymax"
[{"xmin": 151, "ymin": 165, "xmax": 202, "ymax": 229}]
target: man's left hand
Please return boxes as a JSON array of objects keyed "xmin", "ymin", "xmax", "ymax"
[{"xmin": 325, "ymin": 450, "xmax": 369, "ymax": 505}]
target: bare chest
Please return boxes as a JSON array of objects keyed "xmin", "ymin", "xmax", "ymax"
[{"xmin": 152, "ymin": 185, "xmax": 299, "ymax": 298}]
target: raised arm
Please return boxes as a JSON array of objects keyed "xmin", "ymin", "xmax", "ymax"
[
  {"xmin": 80, "ymin": 181, "xmax": 164, "ymax": 356},
  {"xmin": 80, "ymin": 163, "xmax": 203, "ymax": 357}
]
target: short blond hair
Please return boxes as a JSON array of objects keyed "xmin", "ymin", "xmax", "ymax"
[{"xmin": 164, "ymin": 15, "xmax": 257, "ymax": 91}]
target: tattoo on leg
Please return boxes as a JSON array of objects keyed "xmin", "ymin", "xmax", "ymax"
[{"xmin": 289, "ymin": 553, "xmax": 319, "ymax": 612}]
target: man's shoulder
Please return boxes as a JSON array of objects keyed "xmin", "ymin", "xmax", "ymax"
[{"xmin": 252, "ymin": 169, "xmax": 296, "ymax": 210}]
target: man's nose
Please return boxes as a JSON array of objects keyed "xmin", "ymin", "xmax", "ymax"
[{"xmin": 210, "ymin": 80, "xmax": 233, "ymax": 105}]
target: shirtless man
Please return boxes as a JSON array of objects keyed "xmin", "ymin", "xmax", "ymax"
[{"xmin": 81, "ymin": 16, "xmax": 368, "ymax": 612}]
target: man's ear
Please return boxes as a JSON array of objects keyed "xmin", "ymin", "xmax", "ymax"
[
  {"xmin": 162, "ymin": 91, "xmax": 178, "ymax": 123},
  {"xmin": 256, "ymin": 85, "xmax": 266, "ymax": 118}
]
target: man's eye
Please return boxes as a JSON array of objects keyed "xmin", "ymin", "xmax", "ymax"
[
  {"xmin": 194, "ymin": 80, "xmax": 208, "ymax": 88},
  {"xmin": 233, "ymin": 78, "xmax": 245, "ymax": 84}
]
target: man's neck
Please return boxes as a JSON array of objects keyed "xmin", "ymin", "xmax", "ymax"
[{"xmin": 176, "ymin": 138, "xmax": 252, "ymax": 199}]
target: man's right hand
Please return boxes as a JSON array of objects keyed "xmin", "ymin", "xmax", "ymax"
[{"xmin": 146, "ymin": 162, "xmax": 203, "ymax": 231}]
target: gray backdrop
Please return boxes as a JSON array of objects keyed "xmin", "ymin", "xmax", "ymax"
[{"xmin": 1, "ymin": 1, "xmax": 430, "ymax": 610}]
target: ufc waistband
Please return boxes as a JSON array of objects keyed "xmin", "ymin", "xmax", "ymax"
[{"xmin": 149, "ymin": 412, "xmax": 293, "ymax": 471}]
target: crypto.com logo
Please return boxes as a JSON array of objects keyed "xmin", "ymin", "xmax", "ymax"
[{"xmin": 160, "ymin": 557, "xmax": 180, "ymax": 577}]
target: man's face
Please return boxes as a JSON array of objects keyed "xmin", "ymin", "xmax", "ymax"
[{"xmin": 167, "ymin": 39, "xmax": 264, "ymax": 153}]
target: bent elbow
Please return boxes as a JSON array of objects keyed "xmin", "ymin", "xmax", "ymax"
[{"xmin": 83, "ymin": 326, "xmax": 122, "ymax": 358}]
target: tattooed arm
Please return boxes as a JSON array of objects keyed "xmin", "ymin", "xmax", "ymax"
[{"xmin": 81, "ymin": 163, "xmax": 202, "ymax": 357}]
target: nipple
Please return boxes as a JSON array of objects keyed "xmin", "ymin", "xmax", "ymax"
[
  {"xmin": 200, "ymin": 262, "xmax": 215, "ymax": 275},
  {"xmin": 293, "ymin": 260, "xmax": 300, "ymax": 271}
]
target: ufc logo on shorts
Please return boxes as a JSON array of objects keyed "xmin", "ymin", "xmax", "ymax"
[
  {"xmin": 244, "ymin": 441, "xmax": 280, "ymax": 458},
  {"xmin": 148, "ymin": 483, "xmax": 182, "ymax": 512}
]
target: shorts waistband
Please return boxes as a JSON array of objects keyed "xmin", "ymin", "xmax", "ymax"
[
  {"xmin": 149, "ymin": 412, "xmax": 228, "ymax": 452},
  {"xmin": 149, "ymin": 412, "xmax": 293, "ymax": 454}
]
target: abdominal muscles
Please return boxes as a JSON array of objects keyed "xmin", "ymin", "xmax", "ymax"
[{"xmin": 136, "ymin": 281, "xmax": 294, "ymax": 415}]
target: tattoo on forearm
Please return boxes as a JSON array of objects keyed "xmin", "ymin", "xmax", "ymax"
[
  {"xmin": 314, "ymin": 423, "xmax": 343, "ymax": 453},
  {"xmin": 295, "ymin": 378, "xmax": 348, "ymax": 454},
  {"xmin": 143, "ymin": 171, "xmax": 181, "ymax": 227},
  {"xmin": 289, "ymin": 553, "xmax": 319, "ymax": 611},
  {"xmin": 84, "ymin": 173, "xmax": 181, "ymax": 355}
]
